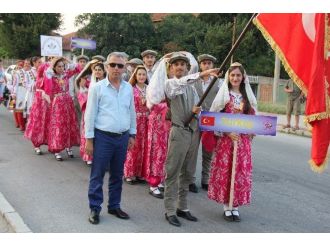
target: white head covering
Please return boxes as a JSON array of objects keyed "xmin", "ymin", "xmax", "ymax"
[
  {"xmin": 146, "ymin": 51, "xmax": 198, "ymax": 109},
  {"xmin": 210, "ymin": 62, "xmax": 257, "ymax": 112}
]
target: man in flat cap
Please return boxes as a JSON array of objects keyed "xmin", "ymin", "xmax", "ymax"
[
  {"xmin": 141, "ymin": 50, "xmax": 157, "ymax": 81},
  {"xmin": 163, "ymin": 52, "xmax": 219, "ymax": 227},
  {"xmin": 92, "ymin": 55, "xmax": 106, "ymax": 62},
  {"xmin": 188, "ymin": 54, "xmax": 223, "ymax": 193},
  {"xmin": 123, "ymin": 58, "xmax": 144, "ymax": 81}
]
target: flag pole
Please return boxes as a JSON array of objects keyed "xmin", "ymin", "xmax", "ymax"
[
  {"xmin": 228, "ymin": 140, "xmax": 238, "ymax": 210},
  {"xmin": 184, "ymin": 13, "xmax": 258, "ymax": 127}
]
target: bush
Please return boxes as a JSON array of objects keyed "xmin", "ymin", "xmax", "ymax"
[{"xmin": 257, "ymin": 102, "xmax": 287, "ymax": 114}]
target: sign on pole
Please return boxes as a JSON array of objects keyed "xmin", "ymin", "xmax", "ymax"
[
  {"xmin": 199, "ymin": 111, "xmax": 277, "ymax": 136},
  {"xmin": 71, "ymin": 38, "xmax": 96, "ymax": 50},
  {"xmin": 40, "ymin": 35, "xmax": 63, "ymax": 57}
]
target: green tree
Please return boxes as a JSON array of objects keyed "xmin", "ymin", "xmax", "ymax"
[
  {"xmin": 155, "ymin": 14, "xmax": 207, "ymax": 55},
  {"xmin": 197, "ymin": 13, "xmax": 278, "ymax": 77},
  {"xmin": 0, "ymin": 14, "xmax": 62, "ymax": 58},
  {"xmin": 75, "ymin": 14, "xmax": 156, "ymax": 58}
]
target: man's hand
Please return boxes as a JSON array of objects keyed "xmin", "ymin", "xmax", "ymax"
[
  {"xmin": 200, "ymin": 68, "xmax": 221, "ymax": 78},
  {"xmin": 128, "ymin": 137, "xmax": 135, "ymax": 150},
  {"xmin": 227, "ymin": 132, "xmax": 239, "ymax": 142},
  {"xmin": 85, "ymin": 139, "xmax": 94, "ymax": 156},
  {"xmin": 79, "ymin": 77, "xmax": 87, "ymax": 88},
  {"xmin": 192, "ymin": 106, "xmax": 202, "ymax": 115}
]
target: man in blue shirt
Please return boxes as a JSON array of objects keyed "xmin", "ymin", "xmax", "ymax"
[{"xmin": 84, "ymin": 52, "xmax": 137, "ymax": 224}]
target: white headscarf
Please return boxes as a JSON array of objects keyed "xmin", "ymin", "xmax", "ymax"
[
  {"xmin": 210, "ymin": 62, "xmax": 257, "ymax": 113},
  {"xmin": 146, "ymin": 51, "xmax": 198, "ymax": 109}
]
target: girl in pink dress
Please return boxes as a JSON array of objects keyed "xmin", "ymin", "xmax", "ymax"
[
  {"xmin": 144, "ymin": 101, "xmax": 171, "ymax": 199},
  {"xmin": 43, "ymin": 57, "xmax": 81, "ymax": 161},
  {"xmin": 76, "ymin": 61, "xmax": 106, "ymax": 166},
  {"xmin": 206, "ymin": 62, "xmax": 257, "ymax": 222},
  {"xmin": 124, "ymin": 65, "xmax": 150, "ymax": 184},
  {"xmin": 24, "ymin": 58, "xmax": 49, "ymax": 155}
]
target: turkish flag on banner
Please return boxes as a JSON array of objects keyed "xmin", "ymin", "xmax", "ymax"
[
  {"xmin": 254, "ymin": 13, "xmax": 330, "ymax": 172},
  {"xmin": 200, "ymin": 116, "xmax": 215, "ymax": 126}
]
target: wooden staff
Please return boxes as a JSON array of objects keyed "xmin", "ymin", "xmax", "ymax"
[
  {"xmin": 228, "ymin": 140, "xmax": 238, "ymax": 210},
  {"xmin": 184, "ymin": 13, "xmax": 258, "ymax": 127}
]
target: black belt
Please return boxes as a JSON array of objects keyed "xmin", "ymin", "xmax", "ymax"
[
  {"xmin": 171, "ymin": 123, "xmax": 193, "ymax": 133},
  {"xmin": 95, "ymin": 128, "xmax": 129, "ymax": 137}
]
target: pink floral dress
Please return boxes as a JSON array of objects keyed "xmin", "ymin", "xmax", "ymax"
[
  {"xmin": 24, "ymin": 63, "xmax": 51, "ymax": 147},
  {"xmin": 124, "ymin": 85, "xmax": 150, "ymax": 178},
  {"xmin": 208, "ymin": 92, "xmax": 255, "ymax": 207},
  {"xmin": 77, "ymin": 79, "xmax": 92, "ymax": 162},
  {"xmin": 44, "ymin": 65, "xmax": 81, "ymax": 153},
  {"xmin": 143, "ymin": 102, "xmax": 171, "ymax": 186}
]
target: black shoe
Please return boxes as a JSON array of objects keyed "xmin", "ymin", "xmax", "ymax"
[
  {"xmin": 201, "ymin": 183, "xmax": 208, "ymax": 191},
  {"xmin": 88, "ymin": 210, "xmax": 100, "ymax": 224},
  {"xmin": 158, "ymin": 185, "xmax": 164, "ymax": 192},
  {"xmin": 135, "ymin": 177, "xmax": 147, "ymax": 184},
  {"xmin": 223, "ymin": 211, "xmax": 234, "ymax": 222},
  {"xmin": 54, "ymin": 153, "xmax": 63, "ymax": 161},
  {"xmin": 125, "ymin": 178, "xmax": 137, "ymax": 185},
  {"xmin": 189, "ymin": 183, "xmax": 199, "ymax": 193},
  {"xmin": 149, "ymin": 188, "xmax": 164, "ymax": 199},
  {"xmin": 86, "ymin": 161, "xmax": 92, "ymax": 167},
  {"xmin": 165, "ymin": 213, "xmax": 181, "ymax": 227},
  {"xmin": 232, "ymin": 210, "xmax": 241, "ymax": 222},
  {"xmin": 108, "ymin": 208, "xmax": 130, "ymax": 220},
  {"xmin": 176, "ymin": 209, "xmax": 198, "ymax": 222},
  {"xmin": 66, "ymin": 148, "xmax": 74, "ymax": 158},
  {"xmin": 34, "ymin": 148, "xmax": 42, "ymax": 155}
]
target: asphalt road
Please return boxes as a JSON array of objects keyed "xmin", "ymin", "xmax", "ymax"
[{"xmin": 0, "ymin": 105, "xmax": 330, "ymax": 233}]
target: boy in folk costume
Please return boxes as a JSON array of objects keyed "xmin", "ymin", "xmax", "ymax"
[
  {"xmin": 141, "ymin": 50, "xmax": 158, "ymax": 81},
  {"xmin": 190, "ymin": 54, "xmax": 223, "ymax": 192},
  {"xmin": 12, "ymin": 59, "xmax": 29, "ymax": 131},
  {"xmin": 163, "ymin": 52, "xmax": 219, "ymax": 227},
  {"xmin": 207, "ymin": 62, "xmax": 257, "ymax": 222}
]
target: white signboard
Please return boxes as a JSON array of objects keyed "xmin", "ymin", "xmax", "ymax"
[{"xmin": 40, "ymin": 35, "xmax": 63, "ymax": 56}]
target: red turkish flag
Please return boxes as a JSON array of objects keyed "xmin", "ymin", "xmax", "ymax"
[
  {"xmin": 254, "ymin": 13, "xmax": 330, "ymax": 172},
  {"xmin": 201, "ymin": 116, "xmax": 215, "ymax": 126}
]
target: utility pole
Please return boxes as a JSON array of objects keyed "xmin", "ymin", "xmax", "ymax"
[
  {"xmin": 273, "ymin": 54, "xmax": 280, "ymax": 104},
  {"xmin": 231, "ymin": 14, "xmax": 237, "ymax": 64}
]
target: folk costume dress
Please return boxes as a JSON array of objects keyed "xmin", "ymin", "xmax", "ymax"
[
  {"xmin": 77, "ymin": 76, "xmax": 92, "ymax": 163},
  {"xmin": 24, "ymin": 67, "xmax": 37, "ymax": 116},
  {"xmin": 206, "ymin": 65, "xmax": 258, "ymax": 208},
  {"xmin": 143, "ymin": 102, "xmax": 170, "ymax": 186},
  {"xmin": 207, "ymin": 91, "xmax": 255, "ymax": 207},
  {"xmin": 12, "ymin": 68, "xmax": 28, "ymax": 130},
  {"xmin": 44, "ymin": 63, "xmax": 81, "ymax": 153},
  {"xmin": 24, "ymin": 63, "xmax": 51, "ymax": 148},
  {"xmin": 124, "ymin": 84, "xmax": 150, "ymax": 179}
]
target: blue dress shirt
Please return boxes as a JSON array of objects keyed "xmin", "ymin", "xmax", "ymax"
[{"xmin": 84, "ymin": 77, "xmax": 137, "ymax": 139}]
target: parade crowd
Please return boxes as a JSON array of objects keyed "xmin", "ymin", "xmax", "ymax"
[{"xmin": 0, "ymin": 49, "xmax": 257, "ymax": 227}]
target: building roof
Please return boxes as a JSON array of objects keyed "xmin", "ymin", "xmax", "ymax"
[{"xmin": 62, "ymin": 32, "xmax": 77, "ymax": 51}]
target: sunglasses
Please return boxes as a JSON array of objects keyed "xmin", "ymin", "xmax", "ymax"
[{"xmin": 108, "ymin": 63, "xmax": 125, "ymax": 69}]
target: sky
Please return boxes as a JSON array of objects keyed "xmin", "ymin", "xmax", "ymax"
[{"xmin": 59, "ymin": 13, "xmax": 80, "ymax": 35}]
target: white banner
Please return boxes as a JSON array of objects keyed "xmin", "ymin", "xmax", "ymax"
[{"xmin": 40, "ymin": 35, "xmax": 63, "ymax": 57}]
